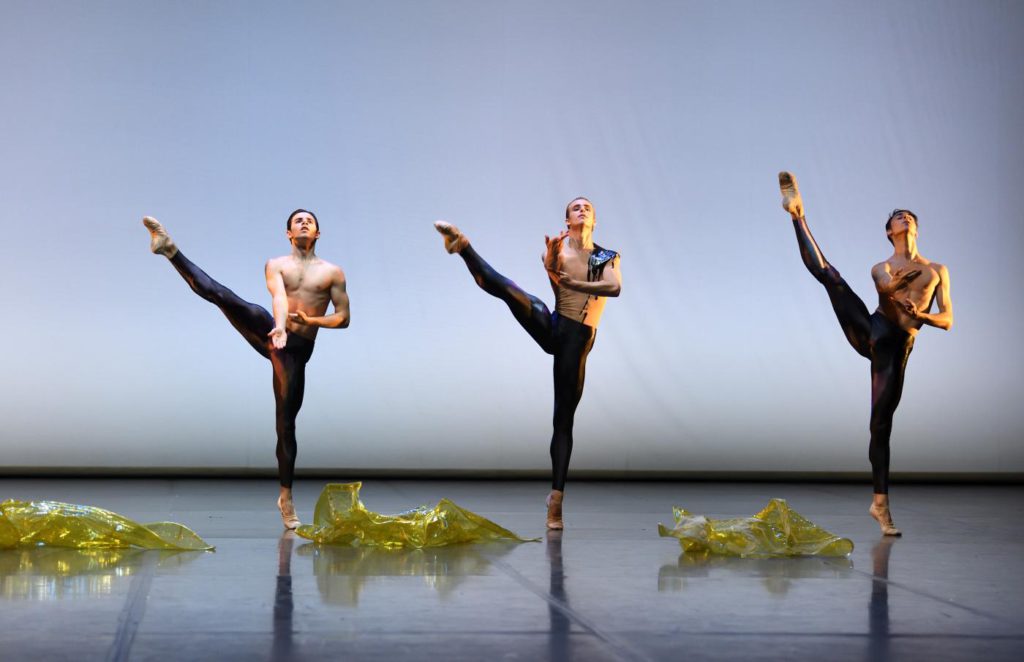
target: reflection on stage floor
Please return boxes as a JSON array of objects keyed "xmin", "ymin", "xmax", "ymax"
[{"xmin": 2, "ymin": 479, "xmax": 1022, "ymax": 660}]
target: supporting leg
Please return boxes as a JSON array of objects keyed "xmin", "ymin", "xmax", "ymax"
[
  {"xmin": 867, "ymin": 325, "xmax": 913, "ymax": 536},
  {"xmin": 271, "ymin": 341, "xmax": 311, "ymax": 529},
  {"xmin": 547, "ymin": 317, "xmax": 596, "ymax": 528}
]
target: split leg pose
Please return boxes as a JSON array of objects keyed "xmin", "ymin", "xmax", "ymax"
[
  {"xmin": 779, "ymin": 172, "xmax": 953, "ymax": 535},
  {"xmin": 434, "ymin": 198, "xmax": 621, "ymax": 529},
  {"xmin": 143, "ymin": 210, "xmax": 350, "ymax": 529}
]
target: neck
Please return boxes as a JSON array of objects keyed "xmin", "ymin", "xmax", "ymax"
[
  {"xmin": 891, "ymin": 234, "xmax": 918, "ymax": 260},
  {"xmin": 568, "ymin": 225, "xmax": 594, "ymax": 250},
  {"xmin": 291, "ymin": 239, "xmax": 317, "ymax": 259}
]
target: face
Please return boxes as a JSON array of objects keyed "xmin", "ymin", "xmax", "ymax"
[
  {"xmin": 565, "ymin": 198, "xmax": 595, "ymax": 230},
  {"xmin": 887, "ymin": 210, "xmax": 917, "ymax": 241},
  {"xmin": 287, "ymin": 212, "xmax": 320, "ymax": 242}
]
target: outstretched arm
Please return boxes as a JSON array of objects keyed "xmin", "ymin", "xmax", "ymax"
[
  {"xmin": 290, "ymin": 267, "xmax": 351, "ymax": 329},
  {"xmin": 265, "ymin": 260, "xmax": 289, "ymax": 348},
  {"xmin": 900, "ymin": 265, "xmax": 953, "ymax": 330},
  {"xmin": 558, "ymin": 257, "xmax": 622, "ymax": 297}
]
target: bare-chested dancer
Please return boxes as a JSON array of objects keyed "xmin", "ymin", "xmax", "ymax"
[
  {"xmin": 779, "ymin": 172, "xmax": 953, "ymax": 535},
  {"xmin": 434, "ymin": 198, "xmax": 621, "ymax": 529},
  {"xmin": 143, "ymin": 210, "xmax": 350, "ymax": 529}
]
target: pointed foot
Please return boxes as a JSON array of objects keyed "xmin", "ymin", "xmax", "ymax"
[
  {"xmin": 778, "ymin": 171, "xmax": 804, "ymax": 219},
  {"xmin": 142, "ymin": 216, "xmax": 178, "ymax": 258},
  {"xmin": 277, "ymin": 495, "xmax": 301, "ymax": 530},
  {"xmin": 433, "ymin": 220, "xmax": 470, "ymax": 254},
  {"xmin": 546, "ymin": 490, "xmax": 564, "ymax": 530},
  {"xmin": 869, "ymin": 503, "xmax": 902, "ymax": 537}
]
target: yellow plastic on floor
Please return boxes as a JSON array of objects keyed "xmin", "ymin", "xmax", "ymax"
[
  {"xmin": 0, "ymin": 499, "xmax": 213, "ymax": 551},
  {"xmin": 658, "ymin": 498, "xmax": 853, "ymax": 557},
  {"xmin": 296, "ymin": 482, "xmax": 538, "ymax": 548}
]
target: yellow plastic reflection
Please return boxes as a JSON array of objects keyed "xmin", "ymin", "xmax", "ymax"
[
  {"xmin": 0, "ymin": 499, "xmax": 213, "ymax": 551},
  {"xmin": 658, "ymin": 498, "xmax": 853, "ymax": 557},
  {"xmin": 296, "ymin": 482, "xmax": 538, "ymax": 548}
]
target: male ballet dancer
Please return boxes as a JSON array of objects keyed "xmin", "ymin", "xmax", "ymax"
[
  {"xmin": 779, "ymin": 172, "xmax": 953, "ymax": 535},
  {"xmin": 434, "ymin": 198, "xmax": 621, "ymax": 529},
  {"xmin": 143, "ymin": 210, "xmax": 350, "ymax": 529}
]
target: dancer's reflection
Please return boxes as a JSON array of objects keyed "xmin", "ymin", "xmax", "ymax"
[
  {"xmin": 546, "ymin": 531, "xmax": 571, "ymax": 659},
  {"xmin": 271, "ymin": 532, "xmax": 295, "ymax": 661},
  {"xmin": 868, "ymin": 538, "xmax": 896, "ymax": 661}
]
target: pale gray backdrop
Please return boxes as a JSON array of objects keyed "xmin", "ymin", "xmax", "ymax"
[{"xmin": 1, "ymin": 0, "xmax": 1021, "ymax": 474}]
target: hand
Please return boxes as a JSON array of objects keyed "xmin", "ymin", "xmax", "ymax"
[
  {"xmin": 899, "ymin": 298, "xmax": 921, "ymax": 319},
  {"xmin": 267, "ymin": 326, "xmax": 288, "ymax": 349},
  {"xmin": 542, "ymin": 230, "xmax": 568, "ymax": 272},
  {"xmin": 289, "ymin": 311, "xmax": 313, "ymax": 326},
  {"xmin": 557, "ymin": 271, "xmax": 580, "ymax": 289},
  {"xmin": 890, "ymin": 268, "xmax": 921, "ymax": 292}
]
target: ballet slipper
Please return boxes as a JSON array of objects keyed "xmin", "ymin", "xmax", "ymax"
[
  {"xmin": 546, "ymin": 490, "xmax": 564, "ymax": 530},
  {"xmin": 433, "ymin": 220, "xmax": 470, "ymax": 254},
  {"xmin": 143, "ymin": 216, "xmax": 178, "ymax": 258}
]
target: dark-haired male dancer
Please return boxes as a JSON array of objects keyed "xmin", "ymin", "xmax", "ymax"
[
  {"xmin": 143, "ymin": 210, "xmax": 350, "ymax": 529},
  {"xmin": 779, "ymin": 172, "xmax": 953, "ymax": 535},
  {"xmin": 434, "ymin": 198, "xmax": 621, "ymax": 529}
]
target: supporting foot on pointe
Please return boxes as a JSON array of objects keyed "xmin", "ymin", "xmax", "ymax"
[
  {"xmin": 868, "ymin": 502, "xmax": 902, "ymax": 537},
  {"xmin": 546, "ymin": 490, "xmax": 564, "ymax": 530},
  {"xmin": 142, "ymin": 216, "xmax": 178, "ymax": 258},
  {"xmin": 778, "ymin": 171, "xmax": 804, "ymax": 219},
  {"xmin": 277, "ymin": 494, "xmax": 301, "ymax": 530},
  {"xmin": 433, "ymin": 220, "xmax": 470, "ymax": 254}
]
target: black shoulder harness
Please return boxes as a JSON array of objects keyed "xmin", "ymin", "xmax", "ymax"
[{"xmin": 587, "ymin": 244, "xmax": 619, "ymax": 282}]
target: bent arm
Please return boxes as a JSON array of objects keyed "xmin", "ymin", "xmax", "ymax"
[
  {"xmin": 917, "ymin": 265, "xmax": 953, "ymax": 330},
  {"xmin": 299, "ymin": 268, "xmax": 350, "ymax": 329},
  {"xmin": 873, "ymin": 263, "xmax": 921, "ymax": 297},
  {"xmin": 560, "ymin": 257, "xmax": 621, "ymax": 297}
]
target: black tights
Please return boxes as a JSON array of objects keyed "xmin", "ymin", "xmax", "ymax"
[
  {"xmin": 458, "ymin": 246, "xmax": 596, "ymax": 491},
  {"xmin": 792, "ymin": 218, "xmax": 914, "ymax": 493},
  {"xmin": 169, "ymin": 252, "xmax": 313, "ymax": 488}
]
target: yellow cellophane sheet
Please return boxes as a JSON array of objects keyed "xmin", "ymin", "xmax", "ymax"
[
  {"xmin": 0, "ymin": 499, "xmax": 213, "ymax": 551},
  {"xmin": 296, "ymin": 482, "xmax": 537, "ymax": 548},
  {"xmin": 658, "ymin": 498, "xmax": 853, "ymax": 557}
]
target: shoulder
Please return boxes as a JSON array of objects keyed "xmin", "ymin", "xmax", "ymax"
[
  {"xmin": 870, "ymin": 260, "xmax": 889, "ymax": 275},
  {"xmin": 322, "ymin": 260, "xmax": 347, "ymax": 283},
  {"xmin": 266, "ymin": 255, "xmax": 290, "ymax": 272}
]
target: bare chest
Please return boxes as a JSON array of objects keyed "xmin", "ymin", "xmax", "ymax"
[
  {"xmin": 280, "ymin": 262, "xmax": 332, "ymax": 297},
  {"xmin": 559, "ymin": 245, "xmax": 592, "ymax": 279}
]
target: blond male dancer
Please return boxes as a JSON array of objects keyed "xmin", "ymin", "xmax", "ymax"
[{"xmin": 434, "ymin": 198, "xmax": 621, "ymax": 529}]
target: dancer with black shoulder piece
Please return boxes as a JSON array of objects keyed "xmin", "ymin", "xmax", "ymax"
[
  {"xmin": 142, "ymin": 210, "xmax": 350, "ymax": 530},
  {"xmin": 779, "ymin": 172, "xmax": 953, "ymax": 536},
  {"xmin": 433, "ymin": 197, "xmax": 621, "ymax": 530}
]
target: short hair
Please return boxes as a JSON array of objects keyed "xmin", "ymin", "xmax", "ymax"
[
  {"xmin": 286, "ymin": 208, "xmax": 319, "ymax": 232},
  {"xmin": 885, "ymin": 209, "xmax": 917, "ymax": 244},
  {"xmin": 564, "ymin": 197, "xmax": 593, "ymax": 219}
]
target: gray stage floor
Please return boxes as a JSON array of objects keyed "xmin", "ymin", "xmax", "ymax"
[{"xmin": 2, "ymin": 479, "xmax": 1023, "ymax": 661}]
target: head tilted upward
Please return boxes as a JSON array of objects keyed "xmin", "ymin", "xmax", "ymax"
[
  {"xmin": 286, "ymin": 209, "xmax": 320, "ymax": 248},
  {"xmin": 885, "ymin": 209, "xmax": 918, "ymax": 245}
]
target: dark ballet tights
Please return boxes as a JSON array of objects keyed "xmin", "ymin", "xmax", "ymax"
[
  {"xmin": 169, "ymin": 252, "xmax": 313, "ymax": 488},
  {"xmin": 791, "ymin": 218, "xmax": 913, "ymax": 493},
  {"xmin": 458, "ymin": 246, "xmax": 596, "ymax": 491}
]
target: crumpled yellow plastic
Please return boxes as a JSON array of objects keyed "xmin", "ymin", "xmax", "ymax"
[
  {"xmin": 0, "ymin": 499, "xmax": 213, "ymax": 551},
  {"xmin": 658, "ymin": 498, "xmax": 853, "ymax": 557},
  {"xmin": 296, "ymin": 482, "xmax": 538, "ymax": 548}
]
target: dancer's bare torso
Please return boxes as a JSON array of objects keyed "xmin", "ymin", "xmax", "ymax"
[
  {"xmin": 266, "ymin": 254, "xmax": 348, "ymax": 340},
  {"xmin": 554, "ymin": 239, "xmax": 620, "ymax": 328},
  {"xmin": 871, "ymin": 255, "xmax": 949, "ymax": 335}
]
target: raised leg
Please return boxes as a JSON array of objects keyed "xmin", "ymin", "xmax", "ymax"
[
  {"xmin": 435, "ymin": 222, "xmax": 557, "ymax": 353},
  {"xmin": 167, "ymin": 251, "xmax": 274, "ymax": 358},
  {"xmin": 780, "ymin": 173, "xmax": 873, "ymax": 357}
]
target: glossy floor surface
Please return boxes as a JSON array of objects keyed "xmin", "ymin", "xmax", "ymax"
[{"xmin": 2, "ymin": 479, "xmax": 1023, "ymax": 661}]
